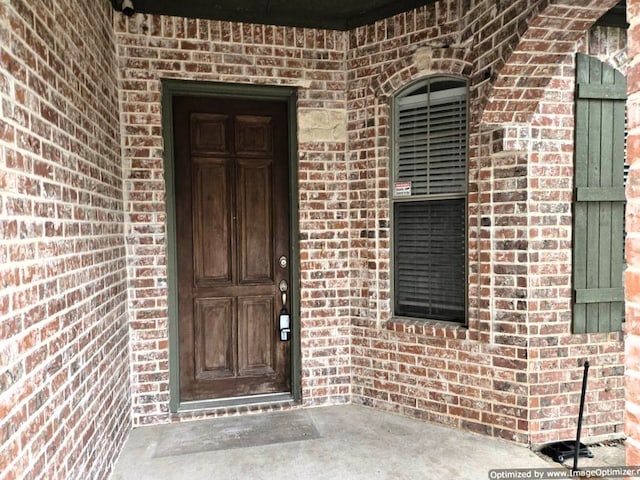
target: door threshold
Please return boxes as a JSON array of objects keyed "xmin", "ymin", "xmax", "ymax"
[{"xmin": 177, "ymin": 392, "xmax": 296, "ymax": 413}]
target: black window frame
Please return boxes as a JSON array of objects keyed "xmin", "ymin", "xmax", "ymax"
[{"xmin": 390, "ymin": 76, "xmax": 469, "ymax": 324}]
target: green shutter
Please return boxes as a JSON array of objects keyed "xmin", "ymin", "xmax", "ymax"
[{"xmin": 572, "ymin": 53, "xmax": 626, "ymax": 333}]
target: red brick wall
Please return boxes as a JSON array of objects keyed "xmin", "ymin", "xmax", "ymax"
[
  {"xmin": 0, "ymin": 1, "xmax": 130, "ymax": 479},
  {"xmin": 627, "ymin": 0, "xmax": 640, "ymax": 467},
  {"xmin": 348, "ymin": 0, "xmax": 624, "ymax": 446},
  {"xmin": 523, "ymin": 39, "xmax": 625, "ymax": 444},
  {"xmin": 115, "ymin": 0, "xmax": 626, "ymax": 447},
  {"xmin": 0, "ymin": 0, "xmax": 633, "ymax": 477}
]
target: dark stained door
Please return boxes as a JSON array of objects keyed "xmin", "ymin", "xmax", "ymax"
[{"xmin": 173, "ymin": 96, "xmax": 291, "ymax": 401}]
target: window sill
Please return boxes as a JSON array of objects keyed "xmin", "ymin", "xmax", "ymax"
[{"xmin": 386, "ymin": 316, "xmax": 468, "ymax": 339}]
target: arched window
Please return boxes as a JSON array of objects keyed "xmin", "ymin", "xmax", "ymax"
[{"xmin": 391, "ymin": 76, "xmax": 468, "ymax": 323}]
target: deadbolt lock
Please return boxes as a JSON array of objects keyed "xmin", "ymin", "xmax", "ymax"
[{"xmin": 279, "ymin": 255, "xmax": 287, "ymax": 269}]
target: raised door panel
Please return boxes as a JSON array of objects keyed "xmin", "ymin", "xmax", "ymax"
[
  {"xmin": 237, "ymin": 158, "xmax": 273, "ymax": 283},
  {"xmin": 237, "ymin": 296, "xmax": 275, "ymax": 376},
  {"xmin": 194, "ymin": 298, "xmax": 235, "ymax": 380},
  {"xmin": 193, "ymin": 159, "xmax": 233, "ymax": 285},
  {"xmin": 191, "ymin": 113, "xmax": 229, "ymax": 154},
  {"xmin": 235, "ymin": 115, "xmax": 273, "ymax": 156}
]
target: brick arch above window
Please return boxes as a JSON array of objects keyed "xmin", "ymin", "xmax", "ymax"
[
  {"xmin": 371, "ymin": 47, "xmax": 473, "ymax": 101},
  {"xmin": 482, "ymin": 0, "xmax": 620, "ymax": 126}
]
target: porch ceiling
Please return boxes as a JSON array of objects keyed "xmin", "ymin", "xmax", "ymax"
[{"xmin": 111, "ymin": 0, "xmax": 439, "ymax": 30}]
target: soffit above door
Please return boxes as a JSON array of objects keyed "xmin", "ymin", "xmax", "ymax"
[{"xmin": 111, "ymin": 0, "xmax": 439, "ymax": 31}]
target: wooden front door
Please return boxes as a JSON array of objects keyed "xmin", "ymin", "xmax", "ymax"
[{"xmin": 173, "ymin": 95, "xmax": 291, "ymax": 402}]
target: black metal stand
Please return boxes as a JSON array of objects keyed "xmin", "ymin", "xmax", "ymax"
[{"xmin": 540, "ymin": 361, "xmax": 594, "ymax": 468}]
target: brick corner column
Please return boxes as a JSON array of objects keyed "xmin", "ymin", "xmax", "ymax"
[{"xmin": 626, "ymin": 0, "xmax": 640, "ymax": 469}]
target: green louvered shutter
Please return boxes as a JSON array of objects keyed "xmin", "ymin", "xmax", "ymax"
[{"xmin": 572, "ymin": 53, "xmax": 626, "ymax": 333}]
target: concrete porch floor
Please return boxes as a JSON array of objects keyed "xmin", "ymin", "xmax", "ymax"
[{"xmin": 109, "ymin": 404, "xmax": 564, "ymax": 480}]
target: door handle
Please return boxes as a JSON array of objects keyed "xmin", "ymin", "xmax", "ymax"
[
  {"xmin": 278, "ymin": 279, "xmax": 290, "ymax": 341},
  {"xmin": 279, "ymin": 279, "xmax": 288, "ymax": 307}
]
